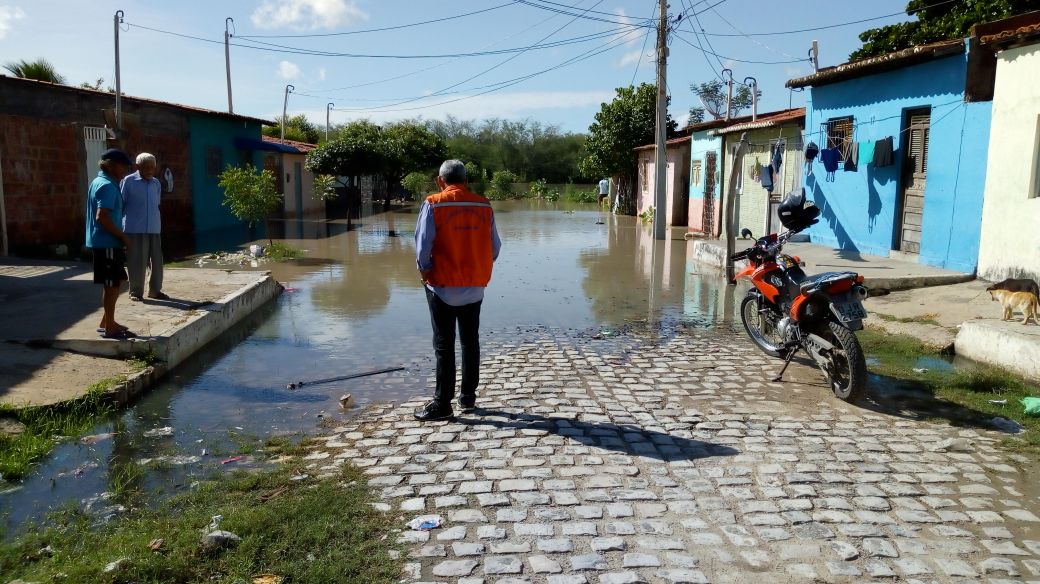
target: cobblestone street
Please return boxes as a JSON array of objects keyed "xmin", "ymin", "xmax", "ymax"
[{"xmin": 303, "ymin": 325, "xmax": 1040, "ymax": 584}]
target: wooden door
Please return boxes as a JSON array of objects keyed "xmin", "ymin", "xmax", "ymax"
[
  {"xmin": 897, "ymin": 110, "xmax": 930, "ymax": 254},
  {"xmin": 703, "ymin": 151, "xmax": 718, "ymax": 236}
]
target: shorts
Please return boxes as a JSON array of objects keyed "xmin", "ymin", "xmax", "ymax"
[
  {"xmin": 598, "ymin": 193, "xmax": 608, "ymax": 202},
  {"xmin": 92, "ymin": 247, "xmax": 128, "ymax": 288}
]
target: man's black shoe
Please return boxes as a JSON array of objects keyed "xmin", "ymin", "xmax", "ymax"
[
  {"xmin": 414, "ymin": 401, "xmax": 454, "ymax": 422},
  {"xmin": 458, "ymin": 395, "xmax": 476, "ymax": 412}
]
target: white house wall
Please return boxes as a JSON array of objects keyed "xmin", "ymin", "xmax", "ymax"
[{"xmin": 978, "ymin": 43, "xmax": 1040, "ymax": 282}]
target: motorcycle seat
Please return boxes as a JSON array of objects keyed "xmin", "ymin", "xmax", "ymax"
[{"xmin": 799, "ymin": 271, "xmax": 859, "ymax": 294}]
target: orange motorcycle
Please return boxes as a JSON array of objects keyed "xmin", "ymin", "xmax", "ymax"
[{"xmin": 730, "ymin": 191, "xmax": 869, "ymax": 402}]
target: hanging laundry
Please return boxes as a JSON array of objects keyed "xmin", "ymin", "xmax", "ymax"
[
  {"xmin": 859, "ymin": 140, "xmax": 876, "ymax": 167},
  {"xmin": 844, "ymin": 141, "xmax": 859, "ymax": 172},
  {"xmin": 751, "ymin": 157, "xmax": 762, "ymax": 182},
  {"xmin": 771, "ymin": 140, "xmax": 785, "ymax": 172},
  {"xmin": 760, "ymin": 165, "xmax": 774, "ymax": 193},
  {"xmin": 820, "ymin": 148, "xmax": 841, "ymax": 182},
  {"xmin": 804, "ymin": 141, "xmax": 819, "ymax": 176},
  {"xmin": 873, "ymin": 136, "xmax": 894, "ymax": 167}
]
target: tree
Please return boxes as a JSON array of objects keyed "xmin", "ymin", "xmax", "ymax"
[
  {"xmin": 263, "ymin": 114, "xmax": 321, "ymax": 144},
  {"xmin": 688, "ymin": 79, "xmax": 759, "ymax": 122},
  {"xmin": 851, "ymin": 0, "xmax": 1040, "ymax": 60},
  {"xmin": 305, "ymin": 120, "xmax": 387, "ymax": 179},
  {"xmin": 80, "ymin": 77, "xmax": 113, "ymax": 92},
  {"xmin": 382, "ymin": 122, "xmax": 448, "ymax": 184},
  {"xmin": 402, "ymin": 171, "xmax": 436, "ymax": 200},
  {"xmin": 4, "ymin": 58, "xmax": 65, "ymax": 84},
  {"xmin": 218, "ymin": 164, "xmax": 282, "ymax": 244},
  {"xmin": 579, "ymin": 83, "xmax": 674, "ymax": 215}
]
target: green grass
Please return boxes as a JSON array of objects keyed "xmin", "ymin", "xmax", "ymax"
[
  {"xmin": 860, "ymin": 328, "xmax": 1040, "ymax": 450},
  {"xmin": 0, "ymin": 386, "xmax": 118, "ymax": 481},
  {"xmin": 264, "ymin": 242, "xmax": 303, "ymax": 261},
  {"xmin": 0, "ymin": 464, "xmax": 402, "ymax": 583}
]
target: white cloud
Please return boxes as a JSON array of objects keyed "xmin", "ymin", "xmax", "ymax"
[
  {"xmin": 615, "ymin": 49, "xmax": 640, "ymax": 68},
  {"xmin": 318, "ymin": 67, "xmax": 327, "ymax": 81},
  {"xmin": 251, "ymin": 0, "xmax": 368, "ymax": 31},
  {"xmin": 0, "ymin": 6, "xmax": 26, "ymax": 40},
  {"xmin": 277, "ymin": 60, "xmax": 301, "ymax": 79}
]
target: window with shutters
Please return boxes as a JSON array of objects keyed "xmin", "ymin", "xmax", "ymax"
[
  {"xmin": 907, "ymin": 114, "xmax": 930, "ymax": 176},
  {"xmin": 691, "ymin": 160, "xmax": 702, "ymax": 187},
  {"xmin": 826, "ymin": 116, "xmax": 854, "ymax": 161}
]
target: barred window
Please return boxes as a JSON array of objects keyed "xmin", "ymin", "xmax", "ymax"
[
  {"xmin": 826, "ymin": 116, "xmax": 854, "ymax": 161},
  {"xmin": 691, "ymin": 160, "xmax": 702, "ymax": 187}
]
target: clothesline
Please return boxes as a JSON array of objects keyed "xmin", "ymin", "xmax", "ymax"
[{"xmin": 735, "ymin": 99, "xmax": 965, "ymax": 149}]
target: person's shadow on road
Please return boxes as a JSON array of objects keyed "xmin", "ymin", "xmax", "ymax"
[{"xmin": 454, "ymin": 409, "xmax": 740, "ymax": 462}]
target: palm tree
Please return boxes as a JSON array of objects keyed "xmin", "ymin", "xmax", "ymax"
[{"xmin": 3, "ymin": 58, "xmax": 66, "ymax": 84}]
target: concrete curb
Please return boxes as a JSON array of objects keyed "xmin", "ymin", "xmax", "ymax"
[{"xmin": 955, "ymin": 321, "xmax": 1040, "ymax": 381}]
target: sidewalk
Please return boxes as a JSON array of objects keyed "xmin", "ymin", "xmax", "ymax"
[
  {"xmin": 867, "ymin": 280, "xmax": 1040, "ymax": 380},
  {"xmin": 0, "ymin": 258, "xmax": 280, "ymax": 408},
  {"xmin": 690, "ymin": 239, "xmax": 974, "ymax": 292}
]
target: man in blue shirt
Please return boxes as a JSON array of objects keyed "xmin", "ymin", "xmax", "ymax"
[
  {"xmin": 120, "ymin": 152, "xmax": 168, "ymax": 301},
  {"xmin": 86, "ymin": 149, "xmax": 133, "ymax": 339}
]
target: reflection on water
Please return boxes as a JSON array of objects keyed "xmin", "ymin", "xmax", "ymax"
[{"xmin": 2, "ymin": 201, "xmax": 745, "ymax": 533}]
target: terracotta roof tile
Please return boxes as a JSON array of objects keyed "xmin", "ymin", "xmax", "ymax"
[{"xmin": 262, "ymin": 135, "xmax": 318, "ymax": 153}]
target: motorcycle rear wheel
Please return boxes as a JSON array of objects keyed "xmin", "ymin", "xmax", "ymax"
[
  {"xmin": 739, "ymin": 293, "xmax": 790, "ymax": 359},
  {"xmin": 817, "ymin": 321, "xmax": 867, "ymax": 403}
]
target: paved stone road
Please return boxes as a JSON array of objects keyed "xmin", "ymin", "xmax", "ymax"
[{"xmin": 302, "ymin": 325, "xmax": 1040, "ymax": 583}]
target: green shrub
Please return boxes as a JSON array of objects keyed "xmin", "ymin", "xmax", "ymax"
[
  {"xmin": 402, "ymin": 171, "xmax": 435, "ymax": 200},
  {"xmin": 488, "ymin": 170, "xmax": 518, "ymax": 200}
]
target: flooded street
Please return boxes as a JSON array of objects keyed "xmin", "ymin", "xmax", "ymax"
[{"xmin": 1, "ymin": 202, "xmax": 745, "ymax": 533}]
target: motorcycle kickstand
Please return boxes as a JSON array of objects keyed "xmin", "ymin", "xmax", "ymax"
[{"xmin": 772, "ymin": 346, "xmax": 799, "ymax": 382}]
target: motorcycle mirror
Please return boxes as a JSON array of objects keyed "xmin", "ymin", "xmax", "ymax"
[{"xmin": 740, "ymin": 228, "xmax": 753, "ymax": 239}]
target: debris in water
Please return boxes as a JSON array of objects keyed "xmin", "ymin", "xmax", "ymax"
[
  {"xmin": 143, "ymin": 426, "xmax": 174, "ymax": 438},
  {"xmin": 221, "ymin": 456, "xmax": 244, "ymax": 465},
  {"xmin": 283, "ymin": 287, "xmax": 300, "ymax": 293},
  {"xmin": 406, "ymin": 514, "xmax": 443, "ymax": 531},
  {"xmin": 287, "ymin": 383, "xmax": 296, "ymax": 390},
  {"xmin": 80, "ymin": 433, "xmax": 115, "ymax": 445},
  {"xmin": 339, "ymin": 394, "xmax": 355, "ymax": 409},
  {"xmin": 1023, "ymin": 396, "xmax": 1040, "ymax": 416}
]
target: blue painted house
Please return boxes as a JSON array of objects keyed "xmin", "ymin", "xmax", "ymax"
[
  {"xmin": 686, "ymin": 119, "xmax": 726, "ymax": 237},
  {"xmin": 786, "ymin": 38, "xmax": 995, "ymax": 273}
]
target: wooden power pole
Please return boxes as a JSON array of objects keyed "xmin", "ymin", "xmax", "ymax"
[{"xmin": 652, "ymin": 0, "xmax": 669, "ymax": 241}]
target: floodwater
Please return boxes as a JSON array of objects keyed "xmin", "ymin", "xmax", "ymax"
[{"xmin": 1, "ymin": 201, "xmax": 747, "ymax": 533}]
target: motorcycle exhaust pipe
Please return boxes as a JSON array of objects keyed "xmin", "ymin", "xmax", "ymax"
[{"xmin": 852, "ymin": 285, "xmax": 869, "ymax": 301}]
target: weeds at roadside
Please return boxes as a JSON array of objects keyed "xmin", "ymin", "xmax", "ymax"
[
  {"xmin": 0, "ymin": 388, "xmax": 117, "ymax": 481},
  {"xmin": 264, "ymin": 242, "xmax": 303, "ymax": 261},
  {"xmin": 0, "ymin": 464, "xmax": 401, "ymax": 583},
  {"xmin": 860, "ymin": 328, "xmax": 1040, "ymax": 450},
  {"xmin": 874, "ymin": 312, "xmax": 944, "ymax": 327}
]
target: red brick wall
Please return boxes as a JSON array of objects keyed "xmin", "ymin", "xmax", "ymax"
[{"xmin": 0, "ymin": 114, "xmax": 81, "ymax": 255}]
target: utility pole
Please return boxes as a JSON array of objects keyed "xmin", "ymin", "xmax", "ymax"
[
  {"xmin": 744, "ymin": 77, "xmax": 758, "ymax": 121},
  {"xmin": 724, "ymin": 133, "xmax": 748, "ymax": 283},
  {"xmin": 810, "ymin": 40, "xmax": 820, "ymax": 73},
  {"xmin": 114, "ymin": 10, "xmax": 124, "ymax": 131},
  {"xmin": 225, "ymin": 18, "xmax": 234, "ymax": 114},
  {"xmin": 326, "ymin": 102, "xmax": 334, "ymax": 141},
  {"xmin": 281, "ymin": 84, "xmax": 294, "ymax": 139},
  {"xmin": 652, "ymin": 0, "xmax": 669, "ymax": 241},
  {"xmin": 722, "ymin": 68, "xmax": 733, "ymax": 121}
]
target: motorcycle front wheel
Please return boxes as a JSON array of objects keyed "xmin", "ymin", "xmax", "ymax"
[
  {"xmin": 817, "ymin": 321, "xmax": 867, "ymax": 403},
  {"xmin": 739, "ymin": 293, "xmax": 790, "ymax": 359}
]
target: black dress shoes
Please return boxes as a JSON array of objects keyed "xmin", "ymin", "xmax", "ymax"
[{"xmin": 414, "ymin": 401, "xmax": 454, "ymax": 422}]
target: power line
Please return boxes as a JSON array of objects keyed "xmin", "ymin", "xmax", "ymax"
[
  {"xmin": 329, "ymin": 0, "xmax": 617, "ymax": 112},
  {"xmin": 707, "ymin": 5, "xmax": 802, "ymax": 62},
  {"xmin": 513, "ymin": 0, "xmax": 656, "ymax": 27},
  {"xmin": 236, "ymin": 3, "xmax": 514, "ymax": 39},
  {"xmin": 697, "ymin": 0, "xmax": 962, "ymax": 37},
  {"xmin": 630, "ymin": 26, "xmax": 653, "ymax": 85},
  {"xmin": 672, "ymin": 31, "xmax": 808, "ymax": 64},
  {"xmin": 676, "ymin": 0, "xmax": 725, "ymax": 82}
]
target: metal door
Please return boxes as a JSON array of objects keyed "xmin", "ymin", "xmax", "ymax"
[
  {"xmin": 83, "ymin": 127, "xmax": 108, "ymax": 191},
  {"xmin": 702, "ymin": 151, "xmax": 717, "ymax": 236},
  {"xmin": 897, "ymin": 110, "xmax": 930, "ymax": 253}
]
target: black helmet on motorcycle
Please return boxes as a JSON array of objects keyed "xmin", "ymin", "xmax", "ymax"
[{"xmin": 777, "ymin": 188, "xmax": 821, "ymax": 232}]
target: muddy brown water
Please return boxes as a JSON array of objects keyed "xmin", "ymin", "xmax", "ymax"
[{"xmin": 2, "ymin": 201, "xmax": 754, "ymax": 533}]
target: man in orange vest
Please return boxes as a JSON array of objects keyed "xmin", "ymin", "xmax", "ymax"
[{"xmin": 414, "ymin": 160, "xmax": 502, "ymax": 421}]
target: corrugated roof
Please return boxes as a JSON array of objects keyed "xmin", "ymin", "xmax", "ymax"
[
  {"xmin": 977, "ymin": 11, "xmax": 1040, "ymax": 47},
  {"xmin": 786, "ymin": 39, "xmax": 965, "ymax": 89},
  {"xmin": 0, "ymin": 75, "xmax": 275, "ymax": 126},
  {"xmin": 709, "ymin": 108, "xmax": 805, "ymax": 136},
  {"xmin": 633, "ymin": 135, "xmax": 691, "ymax": 151},
  {"xmin": 262, "ymin": 135, "xmax": 318, "ymax": 153}
]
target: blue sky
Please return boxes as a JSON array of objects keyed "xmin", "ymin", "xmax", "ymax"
[{"xmin": 0, "ymin": 0, "xmax": 916, "ymax": 133}]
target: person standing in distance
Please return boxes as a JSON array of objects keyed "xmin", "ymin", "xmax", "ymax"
[
  {"xmin": 86, "ymin": 149, "xmax": 134, "ymax": 339},
  {"xmin": 598, "ymin": 177, "xmax": 610, "ymax": 206},
  {"xmin": 120, "ymin": 152, "xmax": 169, "ymax": 301},
  {"xmin": 414, "ymin": 160, "xmax": 501, "ymax": 421}
]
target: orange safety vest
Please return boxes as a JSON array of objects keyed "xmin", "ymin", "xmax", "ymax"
[{"xmin": 425, "ymin": 185, "xmax": 495, "ymax": 287}]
